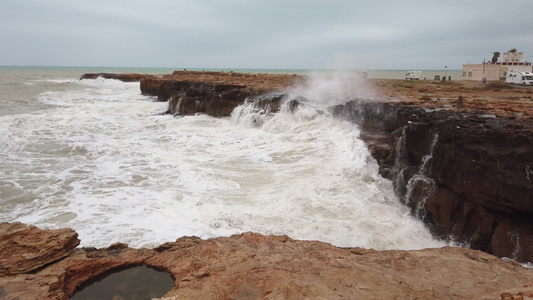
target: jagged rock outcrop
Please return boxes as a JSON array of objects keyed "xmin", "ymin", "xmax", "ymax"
[
  {"xmin": 163, "ymin": 83, "xmax": 252, "ymax": 117},
  {"xmin": 0, "ymin": 222, "xmax": 80, "ymax": 276},
  {"xmin": 331, "ymin": 100, "xmax": 533, "ymax": 262},
  {"xmin": 1, "ymin": 224, "xmax": 532, "ymax": 299},
  {"xmin": 140, "ymin": 71, "xmax": 303, "ymax": 117},
  {"xmin": 79, "ymin": 70, "xmax": 303, "ymax": 117}
]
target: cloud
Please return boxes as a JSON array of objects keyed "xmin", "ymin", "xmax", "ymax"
[{"xmin": 1, "ymin": 0, "xmax": 532, "ymax": 69}]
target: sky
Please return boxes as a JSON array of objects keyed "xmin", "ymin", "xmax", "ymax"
[{"xmin": 1, "ymin": 0, "xmax": 533, "ymax": 70}]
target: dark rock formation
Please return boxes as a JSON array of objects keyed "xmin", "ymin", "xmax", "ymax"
[
  {"xmin": 140, "ymin": 71, "xmax": 304, "ymax": 117},
  {"xmin": 163, "ymin": 83, "xmax": 254, "ymax": 117},
  {"xmin": 1, "ymin": 224, "xmax": 532, "ymax": 299},
  {"xmin": 331, "ymin": 100, "xmax": 533, "ymax": 262},
  {"xmin": 81, "ymin": 70, "xmax": 305, "ymax": 117}
]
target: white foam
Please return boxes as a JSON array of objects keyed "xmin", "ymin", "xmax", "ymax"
[{"xmin": 0, "ymin": 75, "xmax": 448, "ymax": 250}]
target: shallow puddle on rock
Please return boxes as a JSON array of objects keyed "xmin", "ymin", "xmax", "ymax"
[{"xmin": 71, "ymin": 265, "xmax": 174, "ymax": 300}]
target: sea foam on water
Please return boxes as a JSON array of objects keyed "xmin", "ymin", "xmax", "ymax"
[{"xmin": 0, "ymin": 70, "xmax": 448, "ymax": 250}]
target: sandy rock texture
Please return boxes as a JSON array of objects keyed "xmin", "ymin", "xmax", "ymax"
[
  {"xmin": 0, "ymin": 222, "xmax": 79, "ymax": 276},
  {"xmin": 1, "ymin": 223, "xmax": 533, "ymax": 299},
  {"xmin": 147, "ymin": 233, "xmax": 533, "ymax": 300}
]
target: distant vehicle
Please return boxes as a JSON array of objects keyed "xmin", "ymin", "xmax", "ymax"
[
  {"xmin": 434, "ymin": 75, "xmax": 441, "ymax": 81},
  {"xmin": 505, "ymin": 71, "xmax": 533, "ymax": 85},
  {"xmin": 405, "ymin": 71, "xmax": 422, "ymax": 80}
]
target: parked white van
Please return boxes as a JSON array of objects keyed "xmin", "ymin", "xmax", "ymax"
[
  {"xmin": 505, "ymin": 71, "xmax": 533, "ymax": 85},
  {"xmin": 405, "ymin": 71, "xmax": 422, "ymax": 80}
]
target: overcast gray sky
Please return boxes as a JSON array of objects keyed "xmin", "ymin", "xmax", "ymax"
[{"xmin": 1, "ymin": 0, "xmax": 532, "ymax": 70}]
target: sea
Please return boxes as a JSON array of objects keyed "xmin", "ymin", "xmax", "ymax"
[{"xmin": 0, "ymin": 66, "xmax": 455, "ymax": 250}]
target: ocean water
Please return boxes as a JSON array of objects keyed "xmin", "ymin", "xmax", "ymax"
[{"xmin": 0, "ymin": 66, "xmax": 449, "ymax": 250}]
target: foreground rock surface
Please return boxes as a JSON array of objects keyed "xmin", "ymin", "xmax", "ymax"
[
  {"xmin": 0, "ymin": 222, "xmax": 79, "ymax": 277},
  {"xmin": 1, "ymin": 224, "xmax": 533, "ymax": 300}
]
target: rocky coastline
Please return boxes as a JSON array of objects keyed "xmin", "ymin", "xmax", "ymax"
[
  {"xmin": 137, "ymin": 70, "xmax": 533, "ymax": 262},
  {"xmin": 1, "ymin": 71, "xmax": 532, "ymax": 299},
  {"xmin": 331, "ymin": 99, "xmax": 533, "ymax": 262}
]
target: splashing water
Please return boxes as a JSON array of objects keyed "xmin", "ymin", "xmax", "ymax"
[{"xmin": 0, "ymin": 69, "xmax": 448, "ymax": 250}]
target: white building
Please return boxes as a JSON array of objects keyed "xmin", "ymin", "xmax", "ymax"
[{"xmin": 462, "ymin": 51, "xmax": 532, "ymax": 81}]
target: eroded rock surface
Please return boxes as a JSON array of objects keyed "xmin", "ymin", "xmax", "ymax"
[
  {"xmin": 0, "ymin": 222, "xmax": 80, "ymax": 276},
  {"xmin": 1, "ymin": 225, "xmax": 533, "ymax": 300},
  {"xmin": 141, "ymin": 71, "xmax": 304, "ymax": 116},
  {"xmin": 147, "ymin": 233, "xmax": 533, "ymax": 300}
]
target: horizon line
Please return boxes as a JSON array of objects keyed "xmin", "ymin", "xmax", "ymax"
[{"xmin": 0, "ymin": 65, "xmax": 462, "ymax": 71}]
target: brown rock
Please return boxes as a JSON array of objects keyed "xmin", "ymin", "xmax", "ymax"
[
  {"xmin": 147, "ymin": 233, "xmax": 533, "ymax": 299},
  {"xmin": 501, "ymin": 280, "xmax": 533, "ymax": 299},
  {"xmin": 1, "ymin": 226, "xmax": 532, "ymax": 299},
  {"xmin": 0, "ymin": 242, "xmax": 155, "ymax": 299},
  {"xmin": 0, "ymin": 222, "xmax": 80, "ymax": 276}
]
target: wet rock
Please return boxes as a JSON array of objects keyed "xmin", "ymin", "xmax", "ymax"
[
  {"xmin": 81, "ymin": 70, "xmax": 303, "ymax": 117},
  {"xmin": 492, "ymin": 217, "xmax": 533, "ymax": 263},
  {"xmin": 141, "ymin": 71, "xmax": 303, "ymax": 115},
  {"xmin": 332, "ymin": 100, "xmax": 533, "ymax": 261}
]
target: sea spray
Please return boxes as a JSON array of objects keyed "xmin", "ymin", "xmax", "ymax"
[
  {"xmin": 288, "ymin": 70, "xmax": 378, "ymax": 107},
  {"xmin": 0, "ymin": 70, "xmax": 449, "ymax": 250}
]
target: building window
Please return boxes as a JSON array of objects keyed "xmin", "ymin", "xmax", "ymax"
[{"xmin": 468, "ymin": 71, "xmax": 473, "ymax": 77}]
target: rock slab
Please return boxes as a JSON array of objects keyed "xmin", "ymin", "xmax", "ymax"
[
  {"xmin": 0, "ymin": 222, "xmax": 80, "ymax": 276},
  {"xmin": 1, "ymin": 224, "xmax": 533, "ymax": 299}
]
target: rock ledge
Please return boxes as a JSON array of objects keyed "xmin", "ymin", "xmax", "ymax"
[{"xmin": 1, "ymin": 223, "xmax": 533, "ymax": 299}]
